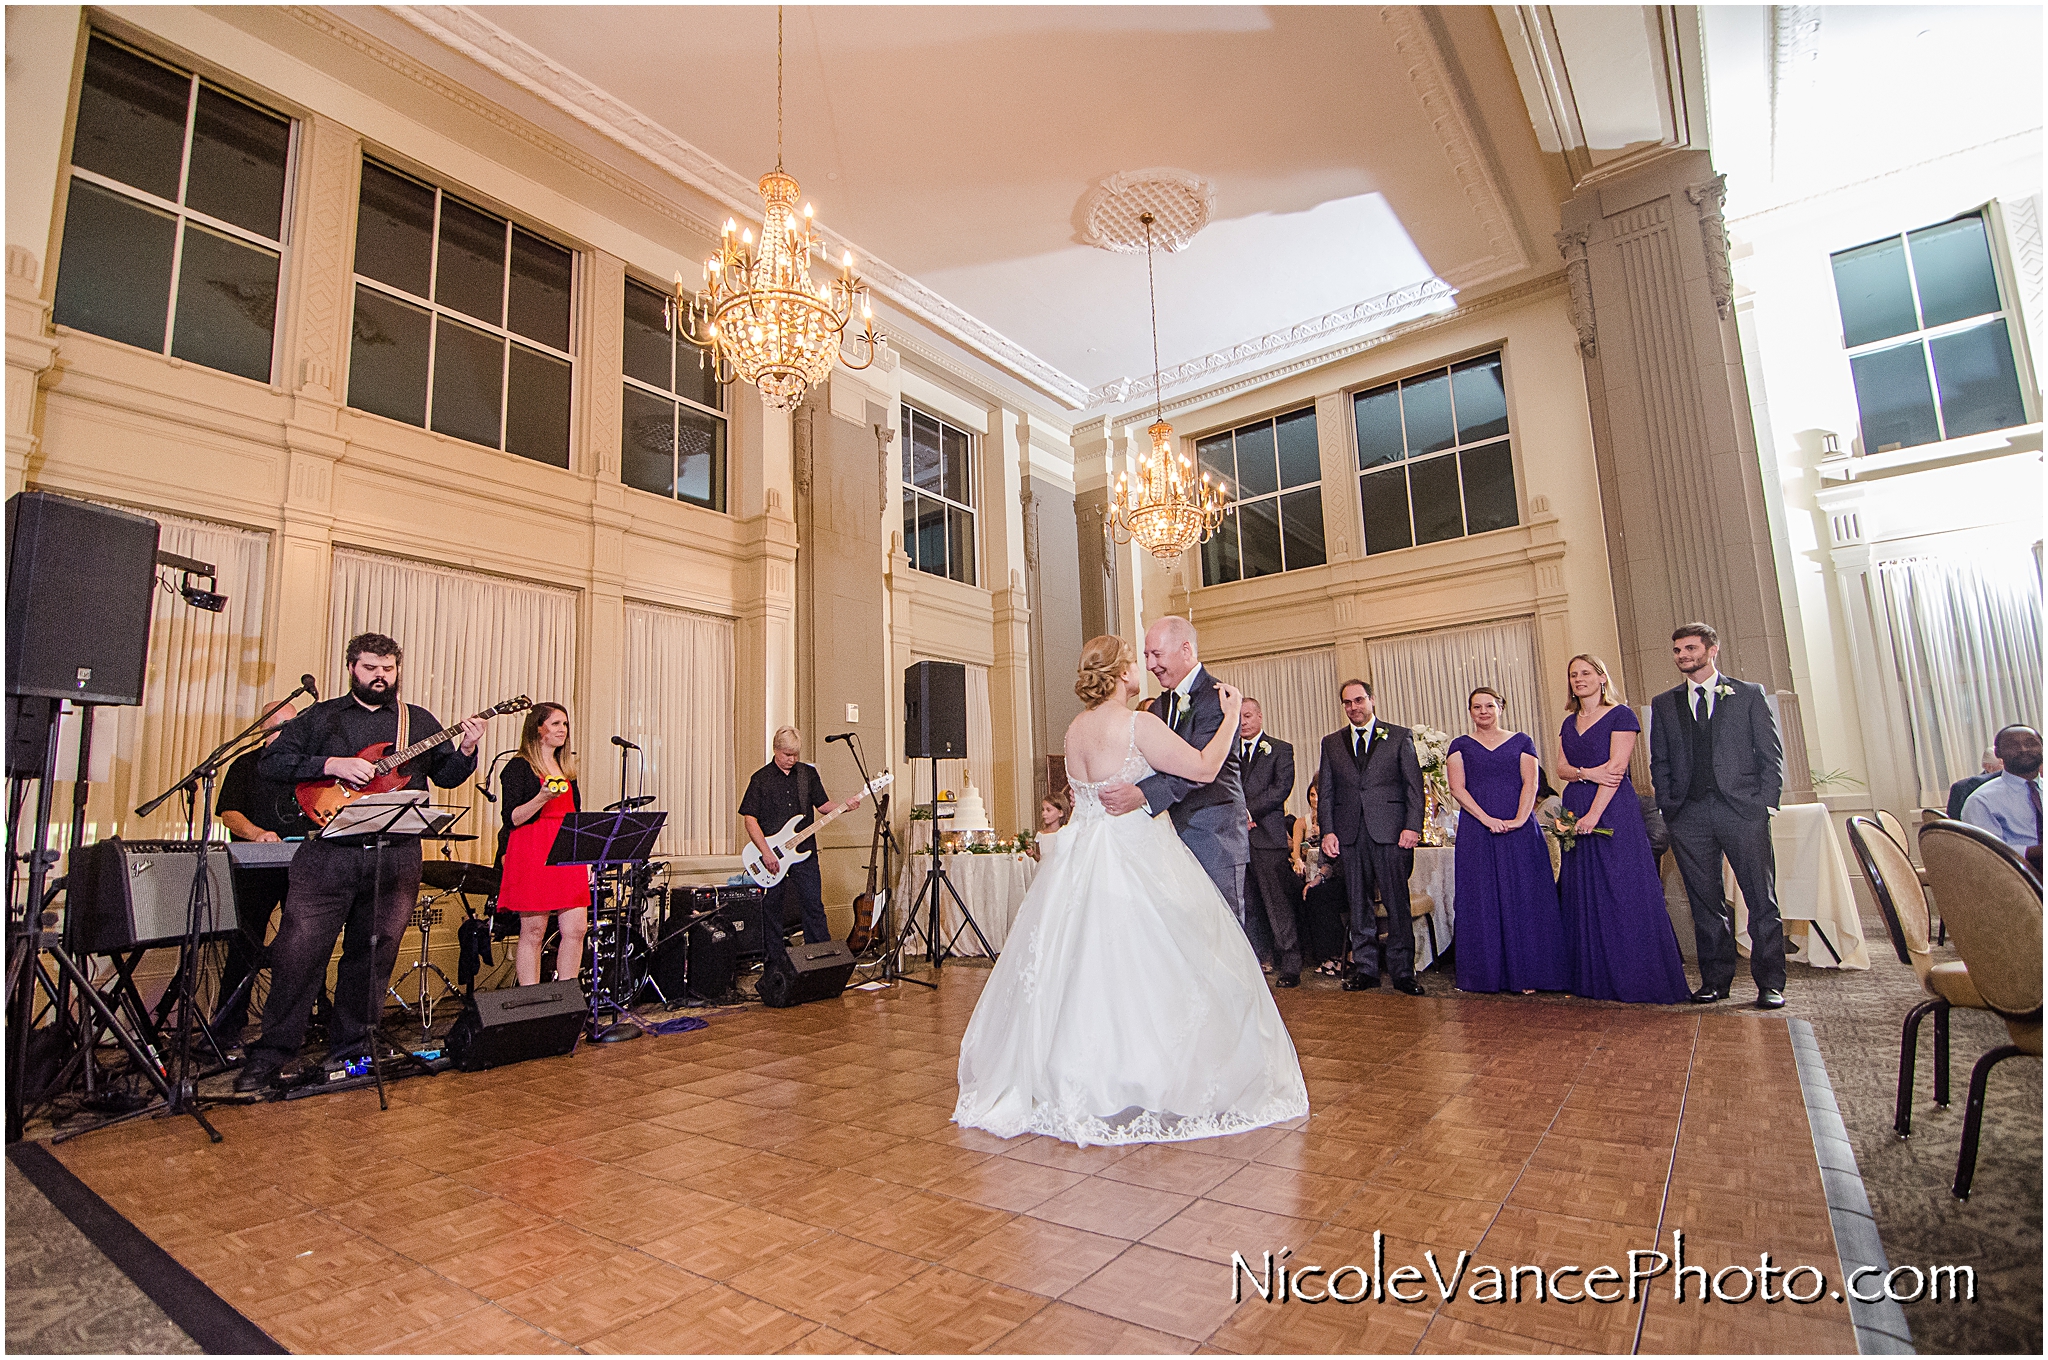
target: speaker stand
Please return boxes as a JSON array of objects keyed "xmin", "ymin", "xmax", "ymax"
[{"xmin": 906, "ymin": 757, "xmax": 997, "ymax": 976}]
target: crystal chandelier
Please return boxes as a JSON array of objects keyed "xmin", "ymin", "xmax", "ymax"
[
  {"xmin": 1109, "ymin": 213, "xmax": 1227, "ymax": 561},
  {"xmin": 668, "ymin": 7, "xmax": 882, "ymax": 410}
]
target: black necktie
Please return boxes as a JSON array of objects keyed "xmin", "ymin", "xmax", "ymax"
[
  {"xmin": 1693, "ymin": 685, "xmax": 1708, "ymax": 721},
  {"xmin": 1353, "ymin": 727, "xmax": 1369, "ymax": 761},
  {"xmin": 2030, "ymin": 780, "xmax": 2042, "ymax": 849}
]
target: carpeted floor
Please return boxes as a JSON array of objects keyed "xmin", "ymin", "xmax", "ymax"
[{"xmin": 4, "ymin": 1159, "xmax": 198, "ymax": 1354}]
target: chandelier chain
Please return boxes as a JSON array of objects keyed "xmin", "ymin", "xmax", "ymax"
[
  {"xmin": 776, "ymin": 6, "xmax": 784, "ymax": 170},
  {"xmin": 1144, "ymin": 214, "xmax": 1164, "ymax": 423}
]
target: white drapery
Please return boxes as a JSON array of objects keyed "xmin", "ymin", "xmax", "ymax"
[
  {"xmin": 621, "ymin": 602, "xmax": 737, "ymax": 856},
  {"xmin": 40, "ymin": 510, "xmax": 272, "ymax": 847},
  {"xmin": 329, "ymin": 550, "xmax": 580, "ymax": 862},
  {"xmin": 908, "ymin": 659, "xmax": 994, "ymax": 822},
  {"xmin": 1875, "ymin": 552, "xmax": 2043, "ymax": 802},
  {"xmin": 1205, "ymin": 646, "xmax": 1340, "ymax": 811},
  {"xmin": 1365, "ymin": 617, "xmax": 1545, "ymax": 751}
]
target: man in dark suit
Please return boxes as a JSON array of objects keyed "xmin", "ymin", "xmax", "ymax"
[
  {"xmin": 1317, "ymin": 679, "xmax": 1426, "ymax": 995},
  {"xmin": 1099, "ymin": 617, "xmax": 1250, "ymax": 934},
  {"xmin": 1239, "ymin": 698, "xmax": 1301, "ymax": 987},
  {"xmin": 1647, "ymin": 621, "xmax": 1788, "ymax": 1010},
  {"xmin": 1947, "ymin": 748, "xmax": 2003, "ymax": 819}
]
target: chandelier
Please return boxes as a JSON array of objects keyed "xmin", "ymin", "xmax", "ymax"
[
  {"xmin": 668, "ymin": 7, "xmax": 882, "ymax": 410},
  {"xmin": 1109, "ymin": 213, "xmax": 1227, "ymax": 561}
]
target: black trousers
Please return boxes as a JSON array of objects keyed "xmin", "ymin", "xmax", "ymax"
[
  {"xmin": 1668, "ymin": 795, "xmax": 1786, "ymax": 994},
  {"xmin": 249, "ymin": 837, "xmax": 421, "ymax": 1065},
  {"xmin": 212, "ymin": 865, "xmax": 288, "ymax": 1033},
  {"xmin": 1246, "ymin": 845, "xmax": 1302, "ymax": 974},
  {"xmin": 1340, "ymin": 837, "xmax": 1416, "ymax": 982},
  {"xmin": 762, "ymin": 855, "xmax": 829, "ymax": 970}
]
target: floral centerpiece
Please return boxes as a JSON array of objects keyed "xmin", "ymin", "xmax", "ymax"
[{"xmin": 1412, "ymin": 724, "xmax": 1455, "ymax": 846}]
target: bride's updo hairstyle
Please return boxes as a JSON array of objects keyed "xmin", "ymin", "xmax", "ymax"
[{"xmin": 1075, "ymin": 634, "xmax": 1135, "ymax": 707}]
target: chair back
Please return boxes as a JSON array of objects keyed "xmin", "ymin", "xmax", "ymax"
[
  {"xmin": 1920, "ymin": 807, "xmax": 1945, "ymax": 826},
  {"xmin": 1877, "ymin": 809, "xmax": 1913, "ymax": 861},
  {"xmin": 1847, "ymin": 815, "xmax": 1931, "ymax": 975},
  {"xmin": 1920, "ymin": 819, "xmax": 2044, "ymax": 1020}
]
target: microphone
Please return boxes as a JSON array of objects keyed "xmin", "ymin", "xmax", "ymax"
[
  {"xmin": 611, "ymin": 735, "xmax": 640, "ymax": 751},
  {"xmin": 300, "ymin": 673, "xmax": 320, "ymax": 700},
  {"xmin": 477, "ymin": 749, "xmax": 514, "ymax": 803},
  {"xmin": 825, "ymin": 732, "xmax": 855, "ymax": 743}
]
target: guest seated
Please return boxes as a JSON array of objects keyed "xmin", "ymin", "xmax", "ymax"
[
  {"xmin": 1447, "ymin": 688, "xmax": 1568, "ymax": 994},
  {"xmin": 1949, "ymin": 746, "xmax": 2006, "ymax": 820},
  {"xmin": 1960, "ymin": 726, "xmax": 2042, "ymax": 872}
]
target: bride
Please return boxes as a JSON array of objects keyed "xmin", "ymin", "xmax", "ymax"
[{"xmin": 953, "ymin": 634, "xmax": 1310, "ymax": 1147}]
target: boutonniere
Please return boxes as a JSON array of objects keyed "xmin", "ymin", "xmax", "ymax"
[
  {"xmin": 1258, "ymin": 740, "xmax": 1271, "ymax": 756},
  {"xmin": 1714, "ymin": 684, "xmax": 1736, "ymax": 699}
]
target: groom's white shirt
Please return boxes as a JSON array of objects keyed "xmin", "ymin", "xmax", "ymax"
[{"xmin": 1687, "ymin": 668, "xmax": 1724, "ymax": 720}]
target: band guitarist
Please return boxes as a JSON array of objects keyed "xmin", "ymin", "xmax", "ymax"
[
  {"xmin": 738, "ymin": 726, "xmax": 861, "ymax": 975},
  {"xmin": 235, "ymin": 633, "xmax": 484, "ymax": 1091}
]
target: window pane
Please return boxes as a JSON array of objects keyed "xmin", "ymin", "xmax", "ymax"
[
  {"xmin": 171, "ymin": 222, "xmax": 277, "ymax": 381},
  {"xmin": 1202, "ymin": 507, "xmax": 1241, "ymax": 584},
  {"xmin": 676, "ymin": 336, "xmax": 720, "ymax": 412},
  {"xmin": 348, "ymin": 286, "xmax": 429, "ymax": 426},
  {"xmin": 1849, "ymin": 342, "xmax": 1940, "ymax": 453},
  {"xmin": 621, "ymin": 385, "xmax": 676, "ymax": 497},
  {"xmin": 1409, "ymin": 454, "xmax": 1463, "ymax": 544},
  {"xmin": 53, "ymin": 180, "xmax": 175, "ymax": 351},
  {"xmin": 912, "ymin": 493, "xmax": 947, "ymax": 576},
  {"xmin": 1235, "ymin": 421, "xmax": 1279, "ymax": 498},
  {"xmin": 1354, "ymin": 383, "xmax": 1404, "ymax": 468},
  {"xmin": 1909, "ymin": 216, "xmax": 2003, "ymax": 329},
  {"xmin": 1460, "ymin": 440, "xmax": 1519, "ymax": 534},
  {"xmin": 909, "ymin": 409, "xmax": 941, "ymax": 492},
  {"xmin": 1275, "ymin": 407, "xmax": 1320, "ymax": 488},
  {"xmin": 1832, "ymin": 236, "xmax": 1918, "ymax": 347},
  {"xmin": 677, "ymin": 406, "xmax": 726, "ymax": 510},
  {"xmin": 508, "ymin": 228, "xmax": 571, "ymax": 351},
  {"xmin": 430, "ymin": 315, "xmax": 504, "ymax": 449},
  {"xmin": 506, "ymin": 343, "xmax": 570, "ymax": 467},
  {"xmin": 947, "ymin": 505, "xmax": 976, "ymax": 584},
  {"xmin": 1929, "ymin": 320, "xmax": 2026, "ymax": 440},
  {"xmin": 622, "ymin": 278, "xmax": 672, "ymax": 391},
  {"xmin": 1196, "ymin": 433, "xmax": 1236, "ymax": 499},
  {"xmin": 73, "ymin": 38, "xmax": 187, "ymax": 203},
  {"xmin": 435, "ymin": 197, "xmax": 506, "ymax": 326},
  {"xmin": 941, "ymin": 423, "xmax": 971, "ymax": 505},
  {"xmin": 1401, "ymin": 370, "xmax": 1456, "ymax": 456},
  {"xmin": 1360, "ymin": 467, "xmax": 1411, "ymax": 554},
  {"xmin": 1451, "ymin": 355, "xmax": 1509, "ymax": 444},
  {"xmin": 355, "ymin": 162, "xmax": 434, "ymax": 297},
  {"xmin": 1237, "ymin": 497, "xmax": 1282, "ymax": 579},
  {"xmin": 1279, "ymin": 486, "xmax": 1326, "ymax": 570},
  {"xmin": 185, "ymin": 86, "xmax": 288, "ymax": 239}
]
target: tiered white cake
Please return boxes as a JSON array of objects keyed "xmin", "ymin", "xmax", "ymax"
[{"xmin": 951, "ymin": 780, "xmax": 992, "ymax": 832}]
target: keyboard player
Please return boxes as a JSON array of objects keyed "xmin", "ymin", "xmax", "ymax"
[{"xmin": 211, "ymin": 702, "xmax": 314, "ymax": 1044}]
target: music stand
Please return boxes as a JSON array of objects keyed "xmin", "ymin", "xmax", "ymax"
[{"xmin": 547, "ymin": 810, "xmax": 665, "ymax": 1043}]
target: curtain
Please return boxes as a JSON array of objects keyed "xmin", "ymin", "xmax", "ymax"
[
  {"xmin": 1365, "ymin": 617, "xmax": 1545, "ymax": 750},
  {"xmin": 1876, "ymin": 552, "xmax": 2043, "ymax": 803},
  {"xmin": 621, "ymin": 602, "xmax": 737, "ymax": 856},
  {"xmin": 329, "ymin": 550, "xmax": 579, "ymax": 863},
  {"xmin": 34, "ymin": 510, "xmax": 272, "ymax": 849},
  {"xmin": 1205, "ymin": 647, "xmax": 1340, "ymax": 811},
  {"xmin": 908, "ymin": 658, "xmax": 994, "ymax": 821}
]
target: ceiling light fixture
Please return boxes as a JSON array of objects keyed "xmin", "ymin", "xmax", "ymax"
[
  {"xmin": 668, "ymin": 6, "xmax": 882, "ymax": 410},
  {"xmin": 1109, "ymin": 213, "xmax": 1227, "ymax": 562}
]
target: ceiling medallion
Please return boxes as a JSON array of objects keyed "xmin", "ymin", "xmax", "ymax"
[
  {"xmin": 669, "ymin": 6, "xmax": 882, "ymax": 409},
  {"xmin": 1079, "ymin": 168, "xmax": 1215, "ymax": 253}
]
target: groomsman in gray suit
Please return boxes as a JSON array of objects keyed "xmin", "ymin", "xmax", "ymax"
[
  {"xmin": 1239, "ymin": 698, "xmax": 1302, "ymax": 988},
  {"xmin": 1648, "ymin": 621, "xmax": 1788, "ymax": 1010},
  {"xmin": 1317, "ymin": 680, "xmax": 1426, "ymax": 995}
]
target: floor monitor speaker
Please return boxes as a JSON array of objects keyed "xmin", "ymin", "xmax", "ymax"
[
  {"xmin": 6, "ymin": 493, "xmax": 160, "ymax": 706},
  {"xmin": 685, "ymin": 918, "xmax": 740, "ymax": 1004},
  {"xmin": 447, "ymin": 980, "xmax": 584, "ymax": 1071},
  {"xmin": 758, "ymin": 939, "xmax": 856, "ymax": 1008},
  {"xmin": 904, "ymin": 660, "xmax": 967, "ymax": 760}
]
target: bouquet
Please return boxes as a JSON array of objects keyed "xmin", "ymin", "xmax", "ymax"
[
  {"xmin": 1413, "ymin": 725, "xmax": 1455, "ymax": 846},
  {"xmin": 1550, "ymin": 808, "xmax": 1614, "ymax": 852}
]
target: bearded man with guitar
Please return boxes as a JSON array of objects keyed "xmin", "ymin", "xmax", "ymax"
[
  {"xmin": 739, "ymin": 726, "xmax": 864, "ymax": 977},
  {"xmin": 236, "ymin": 633, "xmax": 492, "ymax": 1092}
]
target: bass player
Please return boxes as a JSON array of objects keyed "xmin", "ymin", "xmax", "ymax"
[
  {"xmin": 738, "ymin": 726, "xmax": 862, "ymax": 975},
  {"xmin": 235, "ymin": 632, "xmax": 486, "ymax": 1092}
]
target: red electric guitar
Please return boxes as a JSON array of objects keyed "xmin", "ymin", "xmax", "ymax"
[{"xmin": 295, "ymin": 695, "xmax": 531, "ymax": 828}]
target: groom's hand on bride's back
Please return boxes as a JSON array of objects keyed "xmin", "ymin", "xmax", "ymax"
[{"xmin": 1098, "ymin": 781, "xmax": 1148, "ymax": 815}]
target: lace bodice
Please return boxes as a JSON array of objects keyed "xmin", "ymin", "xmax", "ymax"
[{"xmin": 1068, "ymin": 714, "xmax": 1155, "ymax": 819}]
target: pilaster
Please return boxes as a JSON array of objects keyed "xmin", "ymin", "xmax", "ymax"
[
  {"xmin": 5, "ymin": 250, "xmax": 57, "ymax": 498},
  {"xmin": 983, "ymin": 404, "xmax": 1035, "ymax": 830}
]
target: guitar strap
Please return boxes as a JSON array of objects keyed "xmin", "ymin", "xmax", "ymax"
[{"xmin": 393, "ymin": 698, "xmax": 409, "ymax": 765}]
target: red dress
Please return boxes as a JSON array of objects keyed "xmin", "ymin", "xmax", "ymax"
[{"xmin": 498, "ymin": 786, "xmax": 592, "ymax": 914}]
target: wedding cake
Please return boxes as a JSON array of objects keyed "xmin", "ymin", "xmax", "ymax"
[{"xmin": 951, "ymin": 780, "xmax": 992, "ymax": 832}]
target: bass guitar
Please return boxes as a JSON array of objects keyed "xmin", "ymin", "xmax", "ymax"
[
  {"xmin": 295, "ymin": 696, "xmax": 531, "ymax": 828},
  {"xmin": 846, "ymin": 788, "xmax": 889, "ymax": 953},
  {"xmin": 741, "ymin": 772, "xmax": 894, "ymax": 888}
]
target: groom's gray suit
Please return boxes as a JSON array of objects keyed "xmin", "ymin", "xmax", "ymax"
[{"xmin": 1137, "ymin": 665, "xmax": 1250, "ymax": 927}]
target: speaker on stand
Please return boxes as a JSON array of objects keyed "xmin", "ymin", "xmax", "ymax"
[{"xmin": 899, "ymin": 662, "xmax": 995, "ymax": 976}]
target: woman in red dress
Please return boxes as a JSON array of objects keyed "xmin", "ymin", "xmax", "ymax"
[{"xmin": 497, "ymin": 702, "xmax": 591, "ymax": 986}]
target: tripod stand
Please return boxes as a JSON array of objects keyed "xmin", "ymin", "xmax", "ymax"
[{"xmin": 903, "ymin": 757, "xmax": 996, "ymax": 974}]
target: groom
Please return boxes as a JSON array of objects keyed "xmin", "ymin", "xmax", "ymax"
[{"xmin": 1099, "ymin": 616, "xmax": 1250, "ymax": 934}]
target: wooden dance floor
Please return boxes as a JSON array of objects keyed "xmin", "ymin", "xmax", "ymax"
[{"xmin": 45, "ymin": 973, "xmax": 1857, "ymax": 1354}]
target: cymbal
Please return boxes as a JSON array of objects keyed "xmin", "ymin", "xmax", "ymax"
[
  {"xmin": 423, "ymin": 831, "xmax": 480, "ymax": 841},
  {"xmin": 420, "ymin": 861, "xmax": 501, "ymax": 894}
]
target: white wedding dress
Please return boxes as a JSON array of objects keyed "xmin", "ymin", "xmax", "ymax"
[{"xmin": 953, "ymin": 716, "xmax": 1310, "ymax": 1146}]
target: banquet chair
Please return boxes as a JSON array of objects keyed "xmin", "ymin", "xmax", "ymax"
[
  {"xmin": 1410, "ymin": 890, "xmax": 1439, "ymax": 963},
  {"xmin": 1917, "ymin": 819, "xmax": 2044, "ymax": 1200},
  {"xmin": 1845, "ymin": 817, "xmax": 1987, "ymax": 1137}
]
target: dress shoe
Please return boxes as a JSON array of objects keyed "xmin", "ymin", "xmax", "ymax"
[
  {"xmin": 1756, "ymin": 989, "xmax": 1786, "ymax": 1010},
  {"xmin": 1341, "ymin": 972, "xmax": 1380, "ymax": 992},
  {"xmin": 1391, "ymin": 977, "xmax": 1425, "ymax": 996},
  {"xmin": 1689, "ymin": 986, "xmax": 1730, "ymax": 1004},
  {"xmin": 1275, "ymin": 973, "xmax": 1300, "ymax": 989},
  {"xmin": 232, "ymin": 1058, "xmax": 280, "ymax": 1094}
]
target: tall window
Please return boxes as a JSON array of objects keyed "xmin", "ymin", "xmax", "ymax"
[
  {"xmin": 1831, "ymin": 210, "xmax": 2029, "ymax": 454},
  {"xmin": 1353, "ymin": 353, "xmax": 1518, "ymax": 555},
  {"xmin": 621, "ymin": 277, "xmax": 726, "ymax": 511},
  {"xmin": 347, "ymin": 159, "xmax": 574, "ymax": 467},
  {"xmin": 903, "ymin": 404, "xmax": 976, "ymax": 584},
  {"xmin": 53, "ymin": 35, "xmax": 292, "ymax": 383},
  {"xmin": 1198, "ymin": 406, "xmax": 1326, "ymax": 586}
]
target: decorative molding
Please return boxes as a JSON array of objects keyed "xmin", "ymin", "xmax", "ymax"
[
  {"xmin": 1555, "ymin": 225, "xmax": 1596, "ymax": 356},
  {"xmin": 291, "ymin": 116, "xmax": 357, "ymax": 401},
  {"xmin": 1686, "ymin": 175, "xmax": 1734, "ymax": 322},
  {"xmin": 1020, "ymin": 483, "xmax": 1041, "ymax": 570},
  {"xmin": 583, "ymin": 252, "xmax": 626, "ymax": 477},
  {"xmin": 2006, "ymin": 193, "xmax": 2043, "ymax": 348},
  {"xmin": 874, "ymin": 419, "xmax": 895, "ymax": 518},
  {"xmin": 792, "ymin": 398, "xmax": 814, "ymax": 502},
  {"xmin": 1768, "ymin": 5, "xmax": 1823, "ymax": 181},
  {"xmin": 1077, "ymin": 168, "xmax": 1215, "ymax": 253},
  {"xmin": 6, "ymin": 248, "xmax": 39, "ymax": 287}
]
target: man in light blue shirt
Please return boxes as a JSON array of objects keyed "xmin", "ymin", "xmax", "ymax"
[{"xmin": 1961, "ymin": 726, "xmax": 2042, "ymax": 865}]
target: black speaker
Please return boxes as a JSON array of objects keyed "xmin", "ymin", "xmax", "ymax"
[
  {"xmin": 652, "ymin": 925, "xmax": 690, "ymax": 999},
  {"xmin": 684, "ymin": 918, "xmax": 740, "ymax": 1003},
  {"xmin": 905, "ymin": 660, "xmax": 967, "ymax": 759},
  {"xmin": 64, "ymin": 840, "xmax": 235, "ymax": 954},
  {"xmin": 447, "ymin": 980, "xmax": 585, "ymax": 1071},
  {"xmin": 6, "ymin": 493, "xmax": 160, "ymax": 706},
  {"xmin": 758, "ymin": 939, "xmax": 856, "ymax": 1008}
]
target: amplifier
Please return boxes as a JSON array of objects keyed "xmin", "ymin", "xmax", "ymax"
[
  {"xmin": 675, "ymin": 885, "xmax": 769, "ymax": 962},
  {"xmin": 447, "ymin": 980, "xmax": 584, "ymax": 1071},
  {"xmin": 759, "ymin": 939, "xmax": 856, "ymax": 1009},
  {"xmin": 65, "ymin": 839, "xmax": 235, "ymax": 955},
  {"xmin": 684, "ymin": 917, "xmax": 741, "ymax": 1004}
]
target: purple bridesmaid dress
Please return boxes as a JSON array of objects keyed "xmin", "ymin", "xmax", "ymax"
[
  {"xmin": 1556, "ymin": 707, "xmax": 1691, "ymax": 1003},
  {"xmin": 1450, "ymin": 732, "xmax": 1569, "ymax": 993}
]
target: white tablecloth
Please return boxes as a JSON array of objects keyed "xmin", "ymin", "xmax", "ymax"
[
  {"xmin": 1409, "ymin": 846, "xmax": 1458, "ymax": 972},
  {"xmin": 894, "ymin": 825, "xmax": 1036, "ymax": 957},
  {"xmin": 1729, "ymin": 802, "xmax": 1870, "ymax": 970}
]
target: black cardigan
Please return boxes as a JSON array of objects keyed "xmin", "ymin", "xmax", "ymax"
[{"xmin": 498, "ymin": 757, "xmax": 580, "ymax": 864}]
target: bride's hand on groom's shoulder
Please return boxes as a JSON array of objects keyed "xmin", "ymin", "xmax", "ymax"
[{"xmin": 1215, "ymin": 683, "xmax": 1242, "ymax": 708}]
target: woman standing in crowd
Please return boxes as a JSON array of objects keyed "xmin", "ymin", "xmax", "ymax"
[
  {"xmin": 1291, "ymin": 781, "xmax": 1349, "ymax": 976},
  {"xmin": 497, "ymin": 702, "xmax": 591, "ymax": 987},
  {"xmin": 1446, "ymin": 688, "xmax": 1568, "ymax": 993},
  {"xmin": 1555, "ymin": 657, "xmax": 1691, "ymax": 1003}
]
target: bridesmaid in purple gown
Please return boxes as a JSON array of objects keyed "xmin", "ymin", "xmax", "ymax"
[
  {"xmin": 1448, "ymin": 688, "xmax": 1569, "ymax": 993},
  {"xmin": 1556, "ymin": 656, "xmax": 1691, "ymax": 1003}
]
